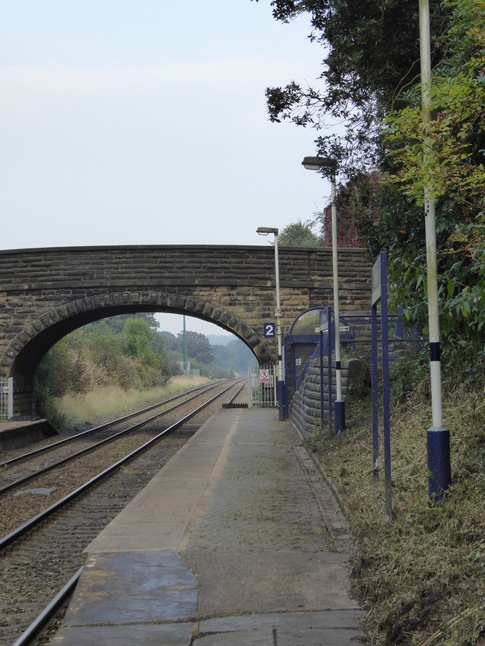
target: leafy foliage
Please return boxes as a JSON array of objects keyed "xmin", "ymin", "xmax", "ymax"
[
  {"xmin": 278, "ymin": 219, "xmax": 323, "ymax": 246},
  {"xmin": 255, "ymin": 0, "xmax": 485, "ymax": 378},
  {"xmin": 252, "ymin": 0, "xmax": 449, "ymax": 177},
  {"xmin": 212, "ymin": 339, "xmax": 258, "ymax": 374},
  {"xmin": 36, "ymin": 315, "xmax": 170, "ymax": 416},
  {"xmin": 379, "ymin": 0, "xmax": 485, "ymax": 376},
  {"xmin": 176, "ymin": 331, "xmax": 214, "ymax": 365},
  {"xmin": 318, "ymin": 174, "xmax": 381, "ymax": 247},
  {"xmin": 384, "ymin": 0, "xmax": 485, "ymax": 207}
]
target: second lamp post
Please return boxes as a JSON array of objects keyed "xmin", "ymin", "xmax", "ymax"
[
  {"xmin": 302, "ymin": 156, "xmax": 345, "ymax": 434},
  {"xmin": 257, "ymin": 226, "xmax": 285, "ymax": 421}
]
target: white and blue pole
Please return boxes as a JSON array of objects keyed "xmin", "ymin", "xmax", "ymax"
[{"xmin": 419, "ymin": 0, "xmax": 451, "ymax": 499}]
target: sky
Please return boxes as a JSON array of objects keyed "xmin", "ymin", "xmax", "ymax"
[{"xmin": 0, "ymin": 0, "xmax": 331, "ymax": 337}]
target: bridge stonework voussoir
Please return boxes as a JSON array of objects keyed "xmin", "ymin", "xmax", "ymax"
[{"xmin": 0, "ymin": 245, "xmax": 371, "ymax": 417}]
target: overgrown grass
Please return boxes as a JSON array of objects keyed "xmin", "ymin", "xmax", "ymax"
[
  {"xmin": 48, "ymin": 376, "xmax": 211, "ymax": 429},
  {"xmin": 309, "ymin": 378, "xmax": 485, "ymax": 645}
]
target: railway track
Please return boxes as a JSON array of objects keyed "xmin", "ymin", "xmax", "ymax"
[
  {"xmin": 0, "ymin": 380, "xmax": 229, "ymax": 502},
  {"xmin": 0, "ymin": 379, "xmax": 245, "ymax": 645},
  {"xmin": 0, "ymin": 380, "xmax": 222, "ymax": 475}
]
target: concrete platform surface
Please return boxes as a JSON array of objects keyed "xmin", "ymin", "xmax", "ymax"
[{"xmin": 52, "ymin": 407, "xmax": 366, "ymax": 645}]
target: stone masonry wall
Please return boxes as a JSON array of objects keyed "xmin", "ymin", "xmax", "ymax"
[
  {"xmin": 0, "ymin": 245, "xmax": 372, "ymax": 415},
  {"xmin": 290, "ymin": 358, "xmax": 371, "ymax": 437}
]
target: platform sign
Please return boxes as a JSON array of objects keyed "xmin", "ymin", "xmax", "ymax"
[
  {"xmin": 319, "ymin": 310, "xmax": 328, "ymax": 332},
  {"xmin": 260, "ymin": 369, "xmax": 274, "ymax": 388},
  {"xmin": 371, "ymin": 257, "xmax": 382, "ymax": 305},
  {"xmin": 263, "ymin": 322, "xmax": 276, "ymax": 338},
  {"xmin": 371, "ymin": 251, "xmax": 392, "ymax": 517}
]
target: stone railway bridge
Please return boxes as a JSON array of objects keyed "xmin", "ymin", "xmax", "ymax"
[{"xmin": 0, "ymin": 245, "xmax": 372, "ymax": 417}]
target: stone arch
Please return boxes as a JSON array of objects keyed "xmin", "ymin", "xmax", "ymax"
[{"xmin": 3, "ymin": 291, "xmax": 273, "ymax": 417}]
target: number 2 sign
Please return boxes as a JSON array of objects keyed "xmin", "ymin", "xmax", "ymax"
[{"xmin": 264, "ymin": 322, "xmax": 276, "ymax": 338}]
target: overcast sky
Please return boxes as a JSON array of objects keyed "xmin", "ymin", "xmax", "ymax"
[{"xmin": 1, "ymin": 0, "xmax": 330, "ymax": 337}]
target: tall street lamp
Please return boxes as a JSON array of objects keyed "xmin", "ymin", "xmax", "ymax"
[
  {"xmin": 257, "ymin": 226, "xmax": 285, "ymax": 421},
  {"xmin": 302, "ymin": 156, "xmax": 345, "ymax": 434}
]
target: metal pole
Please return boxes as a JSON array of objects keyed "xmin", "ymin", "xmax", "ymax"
[
  {"xmin": 320, "ymin": 327, "xmax": 324, "ymax": 427},
  {"xmin": 331, "ymin": 172, "xmax": 345, "ymax": 433},
  {"xmin": 381, "ymin": 253, "xmax": 392, "ymax": 517},
  {"xmin": 301, "ymin": 156, "xmax": 344, "ymax": 432},
  {"xmin": 274, "ymin": 232, "xmax": 285, "ymax": 420},
  {"xmin": 419, "ymin": 0, "xmax": 451, "ymax": 499},
  {"xmin": 371, "ymin": 303, "xmax": 379, "ymax": 480},
  {"xmin": 183, "ymin": 315, "xmax": 188, "ymax": 374},
  {"xmin": 327, "ymin": 306, "xmax": 333, "ymax": 438}
]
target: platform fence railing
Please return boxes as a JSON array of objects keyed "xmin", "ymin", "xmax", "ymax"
[
  {"xmin": 0, "ymin": 378, "xmax": 13, "ymax": 420},
  {"xmin": 247, "ymin": 365, "xmax": 278, "ymax": 408}
]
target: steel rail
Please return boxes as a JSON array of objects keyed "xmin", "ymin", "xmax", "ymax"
[
  {"xmin": 0, "ymin": 381, "xmax": 223, "ymax": 470},
  {"xmin": 0, "ymin": 381, "xmax": 231, "ymax": 496},
  {"xmin": 226, "ymin": 380, "xmax": 247, "ymax": 404},
  {"xmin": 0, "ymin": 381, "xmax": 236, "ymax": 551},
  {"xmin": 11, "ymin": 567, "xmax": 84, "ymax": 646}
]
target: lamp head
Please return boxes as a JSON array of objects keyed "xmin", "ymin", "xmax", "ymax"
[
  {"xmin": 257, "ymin": 227, "xmax": 279, "ymax": 236},
  {"xmin": 302, "ymin": 156, "xmax": 337, "ymax": 176}
]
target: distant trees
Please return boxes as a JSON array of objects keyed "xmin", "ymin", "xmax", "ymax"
[
  {"xmin": 36, "ymin": 315, "xmax": 258, "ymax": 415},
  {"xmin": 176, "ymin": 331, "xmax": 214, "ymax": 365},
  {"xmin": 278, "ymin": 220, "xmax": 323, "ymax": 247},
  {"xmin": 36, "ymin": 315, "xmax": 170, "ymax": 411},
  {"xmin": 211, "ymin": 339, "xmax": 257, "ymax": 374}
]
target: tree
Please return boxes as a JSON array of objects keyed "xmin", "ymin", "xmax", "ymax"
[
  {"xmin": 177, "ymin": 331, "xmax": 214, "ymax": 365},
  {"xmin": 90, "ymin": 313, "xmax": 159, "ymax": 335},
  {"xmin": 379, "ymin": 0, "xmax": 485, "ymax": 374},
  {"xmin": 36, "ymin": 314, "xmax": 171, "ymax": 409},
  {"xmin": 278, "ymin": 220, "xmax": 323, "ymax": 246},
  {"xmin": 256, "ymin": 0, "xmax": 485, "ymax": 378},
  {"xmin": 384, "ymin": 0, "xmax": 485, "ymax": 209},
  {"xmin": 319, "ymin": 174, "xmax": 380, "ymax": 247},
  {"xmin": 252, "ymin": 0, "xmax": 450, "ymax": 177},
  {"xmin": 35, "ymin": 337, "xmax": 90, "ymax": 398},
  {"xmin": 212, "ymin": 338, "xmax": 257, "ymax": 373}
]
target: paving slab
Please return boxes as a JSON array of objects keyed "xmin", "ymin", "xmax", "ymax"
[
  {"xmin": 195, "ymin": 610, "xmax": 364, "ymax": 645},
  {"xmin": 50, "ymin": 623, "xmax": 195, "ymax": 645},
  {"xmin": 65, "ymin": 551, "xmax": 197, "ymax": 625},
  {"xmin": 52, "ymin": 407, "xmax": 366, "ymax": 645}
]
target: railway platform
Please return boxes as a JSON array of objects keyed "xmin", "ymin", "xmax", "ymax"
[
  {"xmin": 0, "ymin": 419, "xmax": 57, "ymax": 451},
  {"xmin": 51, "ymin": 406, "xmax": 365, "ymax": 645}
]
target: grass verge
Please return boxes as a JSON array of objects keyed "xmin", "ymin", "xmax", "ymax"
[
  {"xmin": 49, "ymin": 376, "xmax": 211, "ymax": 429},
  {"xmin": 308, "ymin": 381, "xmax": 485, "ymax": 645}
]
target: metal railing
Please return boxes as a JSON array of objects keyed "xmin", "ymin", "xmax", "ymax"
[
  {"xmin": 247, "ymin": 365, "xmax": 278, "ymax": 408},
  {"xmin": 0, "ymin": 378, "xmax": 13, "ymax": 420}
]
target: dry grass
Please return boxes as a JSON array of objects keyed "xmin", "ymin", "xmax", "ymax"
[
  {"xmin": 309, "ymin": 380, "xmax": 485, "ymax": 645},
  {"xmin": 51, "ymin": 375, "xmax": 211, "ymax": 428}
]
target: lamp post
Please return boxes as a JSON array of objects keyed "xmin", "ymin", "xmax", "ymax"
[
  {"xmin": 419, "ymin": 0, "xmax": 450, "ymax": 499},
  {"xmin": 257, "ymin": 226, "xmax": 285, "ymax": 420},
  {"xmin": 302, "ymin": 156, "xmax": 345, "ymax": 433}
]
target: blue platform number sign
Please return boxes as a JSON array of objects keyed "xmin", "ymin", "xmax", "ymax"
[{"xmin": 264, "ymin": 322, "xmax": 276, "ymax": 338}]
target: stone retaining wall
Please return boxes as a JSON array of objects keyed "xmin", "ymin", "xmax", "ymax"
[{"xmin": 290, "ymin": 359, "xmax": 370, "ymax": 437}]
